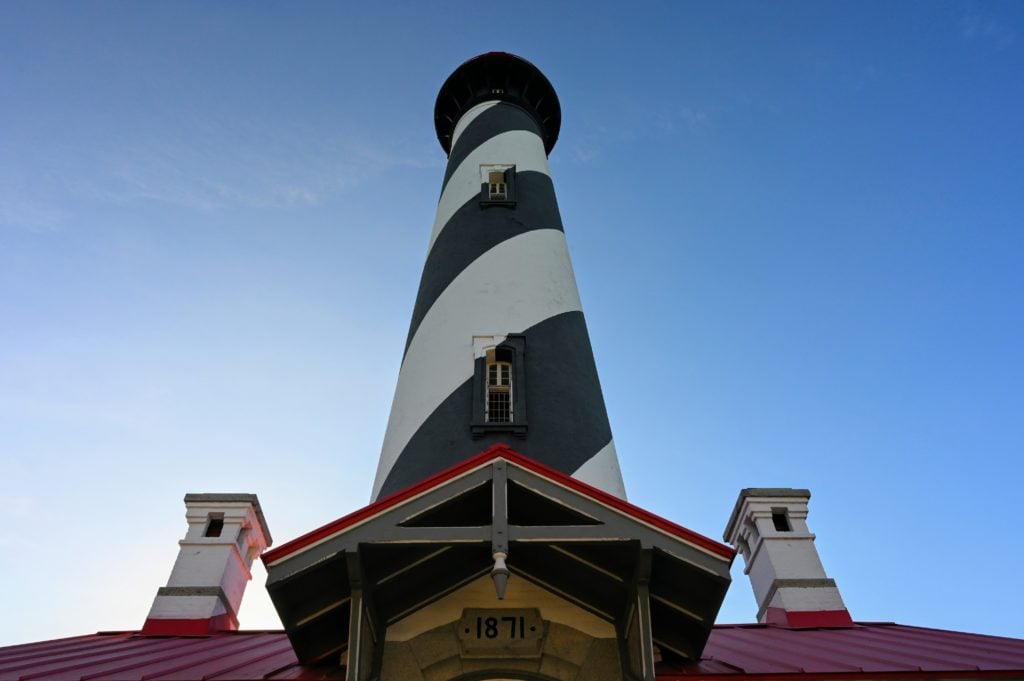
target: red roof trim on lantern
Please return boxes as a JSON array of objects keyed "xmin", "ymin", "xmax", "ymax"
[{"xmin": 263, "ymin": 444, "xmax": 734, "ymax": 566}]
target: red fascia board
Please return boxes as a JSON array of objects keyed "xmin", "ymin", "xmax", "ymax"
[
  {"xmin": 263, "ymin": 444, "xmax": 734, "ymax": 565},
  {"xmin": 503, "ymin": 448, "xmax": 734, "ymax": 558},
  {"xmin": 262, "ymin": 446, "xmax": 506, "ymax": 564}
]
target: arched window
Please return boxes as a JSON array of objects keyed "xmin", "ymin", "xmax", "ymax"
[{"xmin": 485, "ymin": 347, "xmax": 514, "ymax": 423}]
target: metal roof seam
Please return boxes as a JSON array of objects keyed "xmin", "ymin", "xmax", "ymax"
[
  {"xmin": 733, "ymin": 629, "xmax": 864, "ymax": 673},
  {"xmin": 0, "ymin": 636, "xmax": 141, "ymax": 670},
  {"xmin": 703, "ymin": 631, "xmax": 801, "ymax": 673},
  {"xmin": 77, "ymin": 638, "xmax": 233, "ymax": 681},
  {"xmin": 260, "ymin": 659, "xmax": 305, "ymax": 680},
  {"xmin": 200, "ymin": 636, "xmax": 297, "ymax": 680},
  {"xmin": 0, "ymin": 635, "xmax": 120, "ymax": 663},
  {"xmin": 165, "ymin": 630, "xmax": 290, "ymax": 679},
  {"xmin": 225, "ymin": 651, "xmax": 303, "ymax": 681},
  {"xmin": 5, "ymin": 625, "xmax": 1024, "ymax": 679},
  {"xmin": 851, "ymin": 627, "xmax": 1006, "ymax": 669},
  {"xmin": 137, "ymin": 635, "xmax": 279, "ymax": 681},
  {"xmin": 13, "ymin": 638, "xmax": 180, "ymax": 680},
  {"xmin": 690, "ymin": 655, "xmax": 747, "ymax": 674},
  {"xmin": 779, "ymin": 630, "xmax": 921, "ymax": 672},
  {"xmin": 847, "ymin": 631, "xmax": 981, "ymax": 670},
  {"xmin": 809, "ymin": 626, "xmax": 988, "ymax": 672},
  {"xmin": 880, "ymin": 623, "xmax": 1024, "ymax": 647},
  {"xmin": 73, "ymin": 638, "xmax": 221, "ymax": 681}
]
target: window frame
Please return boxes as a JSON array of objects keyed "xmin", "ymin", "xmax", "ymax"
[
  {"xmin": 485, "ymin": 356, "xmax": 513, "ymax": 423},
  {"xmin": 479, "ymin": 165, "xmax": 517, "ymax": 208},
  {"xmin": 471, "ymin": 335, "xmax": 527, "ymax": 438}
]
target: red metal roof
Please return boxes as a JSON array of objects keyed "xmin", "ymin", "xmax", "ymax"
[
  {"xmin": 662, "ymin": 623, "xmax": 1024, "ymax": 679},
  {"xmin": 0, "ymin": 631, "xmax": 341, "ymax": 681},
  {"xmin": 3, "ymin": 623, "xmax": 1024, "ymax": 681}
]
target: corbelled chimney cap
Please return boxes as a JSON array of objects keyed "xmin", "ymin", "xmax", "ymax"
[
  {"xmin": 184, "ymin": 492, "xmax": 272, "ymax": 545},
  {"xmin": 724, "ymin": 488, "xmax": 811, "ymax": 543}
]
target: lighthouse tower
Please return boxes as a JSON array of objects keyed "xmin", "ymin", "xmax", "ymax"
[
  {"xmin": 264, "ymin": 54, "xmax": 733, "ymax": 680},
  {"xmin": 373, "ymin": 52, "xmax": 626, "ymax": 501}
]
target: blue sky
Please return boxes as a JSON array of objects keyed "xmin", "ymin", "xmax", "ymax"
[{"xmin": 1, "ymin": 1, "xmax": 1022, "ymax": 645}]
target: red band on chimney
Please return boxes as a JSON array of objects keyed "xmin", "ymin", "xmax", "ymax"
[
  {"xmin": 765, "ymin": 607, "xmax": 854, "ymax": 629},
  {"xmin": 141, "ymin": 613, "xmax": 238, "ymax": 636}
]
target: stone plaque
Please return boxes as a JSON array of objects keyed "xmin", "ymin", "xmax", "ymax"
[{"xmin": 456, "ymin": 608, "xmax": 544, "ymax": 658}]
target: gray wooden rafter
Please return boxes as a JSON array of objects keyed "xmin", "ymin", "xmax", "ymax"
[
  {"xmin": 382, "ymin": 565, "xmax": 492, "ymax": 626},
  {"xmin": 349, "ymin": 551, "xmax": 390, "ymax": 681},
  {"xmin": 393, "ymin": 466, "xmax": 494, "ymax": 525},
  {"xmin": 265, "ymin": 466, "xmax": 494, "ymax": 589},
  {"xmin": 633, "ymin": 549, "xmax": 656, "ymax": 681},
  {"xmin": 491, "ymin": 459, "xmax": 509, "ymax": 555},
  {"xmin": 505, "ymin": 466, "xmax": 731, "ymax": 579}
]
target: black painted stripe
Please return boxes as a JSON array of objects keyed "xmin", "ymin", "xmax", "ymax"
[
  {"xmin": 404, "ymin": 171, "xmax": 565, "ymax": 355},
  {"xmin": 442, "ymin": 103, "xmax": 543, "ymax": 192},
  {"xmin": 379, "ymin": 310, "xmax": 612, "ymax": 500}
]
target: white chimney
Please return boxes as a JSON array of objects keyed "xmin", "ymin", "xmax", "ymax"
[
  {"xmin": 142, "ymin": 493, "xmax": 272, "ymax": 635},
  {"xmin": 723, "ymin": 488, "xmax": 852, "ymax": 628}
]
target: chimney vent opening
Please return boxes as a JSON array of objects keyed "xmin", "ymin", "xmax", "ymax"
[
  {"xmin": 204, "ymin": 515, "xmax": 225, "ymax": 537},
  {"xmin": 771, "ymin": 509, "xmax": 791, "ymax": 532}
]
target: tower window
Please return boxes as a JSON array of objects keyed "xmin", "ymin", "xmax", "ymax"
[
  {"xmin": 471, "ymin": 335, "xmax": 527, "ymax": 437},
  {"xmin": 486, "ymin": 352, "xmax": 513, "ymax": 423},
  {"xmin": 488, "ymin": 171, "xmax": 507, "ymax": 201},
  {"xmin": 479, "ymin": 165, "xmax": 516, "ymax": 207}
]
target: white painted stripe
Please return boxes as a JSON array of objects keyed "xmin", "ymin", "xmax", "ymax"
[
  {"xmin": 373, "ymin": 229, "xmax": 582, "ymax": 498},
  {"xmin": 428, "ymin": 129, "xmax": 551, "ymax": 252},
  {"xmin": 450, "ymin": 100, "xmax": 500, "ymax": 147},
  {"xmin": 571, "ymin": 439, "xmax": 627, "ymax": 500}
]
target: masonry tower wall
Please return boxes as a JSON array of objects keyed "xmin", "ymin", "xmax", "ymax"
[{"xmin": 372, "ymin": 53, "xmax": 626, "ymax": 500}]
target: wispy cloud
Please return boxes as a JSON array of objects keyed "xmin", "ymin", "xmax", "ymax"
[
  {"xmin": 571, "ymin": 145, "xmax": 602, "ymax": 164},
  {"xmin": 568, "ymin": 95, "xmax": 714, "ymax": 166},
  {"xmin": 84, "ymin": 118, "xmax": 440, "ymax": 212},
  {"xmin": 0, "ymin": 191, "xmax": 67, "ymax": 232},
  {"xmin": 0, "ymin": 113, "xmax": 443, "ymax": 227},
  {"xmin": 960, "ymin": 11, "xmax": 1016, "ymax": 50},
  {"xmin": 656, "ymin": 106, "xmax": 712, "ymax": 134}
]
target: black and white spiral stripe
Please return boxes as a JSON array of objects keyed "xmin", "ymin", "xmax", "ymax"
[{"xmin": 372, "ymin": 100, "xmax": 625, "ymax": 501}]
